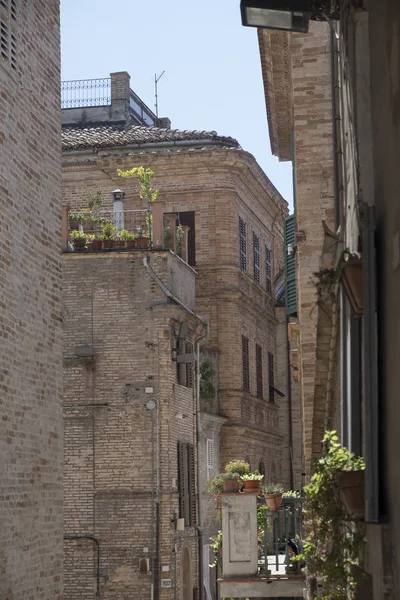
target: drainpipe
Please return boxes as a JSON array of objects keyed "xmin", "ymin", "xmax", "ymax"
[
  {"xmin": 64, "ymin": 535, "xmax": 101, "ymax": 599},
  {"xmin": 195, "ymin": 323, "xmax": 209, "ymax": 600},
  {"xmin": 286, "ymin": 317, "xmax": 294, "ymax": 490}
]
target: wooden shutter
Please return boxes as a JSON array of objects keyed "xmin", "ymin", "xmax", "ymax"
[
  {"xmin": 239, "ymin": 217, "xmax": 247, "ymax": 271},
  {"xmin": 178, "ymin": 442, "xmax": 186, "ymax": 522},
  {"xmin": 242, "ymin": 335, "xmax": 250, "ymax": 392},
  {"xmin": 284, "ymin": 215, "xmax": 297, "ymax": 316},
  {"xmin": 206, "ymin": 439, "xmax": 214, "ymax": 479},
  {"xmin": 253, "ymin": 232, "xmax": 260, "ymax": 283},
  {"xmin": 188, "ymin": 443, "xmax": 197, "ymax": 526},
  {"xmin": 268, "ymin": 352, "xmax": 275, "ymax": 403},
  {"xmin": 179, "ymin": 211, "xmax": 196, "ymax": 266},
  {"xmin": 256, "ymin": 344, "xmax": 263, "ymax": 399},
  {"xmin": 265, "ymin": 245, "xmax": 272, "ymax": 293}
]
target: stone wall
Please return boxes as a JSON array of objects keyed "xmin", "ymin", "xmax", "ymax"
[
  {"xmin": 63, "ymin": 251, "xmax": 202, "ymax": 600},
  {"xmin": 0, "ymin": 1, "xmax": 63, "ymax": 598}
]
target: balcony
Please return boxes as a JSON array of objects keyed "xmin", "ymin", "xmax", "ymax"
[
  {"xmin": 218, "ymin": 493, "xmax": 305, "ymax": 598},
  {"xmin": 61, "ymin": 201, "xmax": 190, "ymax": 262}
]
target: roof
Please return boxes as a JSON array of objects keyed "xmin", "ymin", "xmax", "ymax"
[{"xmin": 62, "ymin": 125, "xmax": 240, "ymax": 152}]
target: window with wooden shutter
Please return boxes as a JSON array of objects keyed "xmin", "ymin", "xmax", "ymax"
[
  {"xmin": 253, "ymin": 232, "xmax": 260, "ymax": 284},
  {"xmin": 285, "ymin": 215, "xmax": 297, "ymax": 316},
  {"xmin": 265, "ymin": 245, "xmax": 272, "ymax": 294},
  {"xmin": 239, "ymin": 217, "xmax": 247, "ymax": 272},
  {"xmin": 0, "ymin": 0, "xmax": 17, "ymax": 71},
  {"xmin": 206, "ymin": 439, "xmax": 214, "ymax": 479},
  {"xmin": 256, "ymin": 344, "xmax": 263, "ymax": 399},
  {"xmin": 178, "ymin": 441, "xmax": 196, "ymax": 527},
  {"xmin": 242, "ymin": 335, "xmax": 250, "ymax": 393},
  {"xmin": 177, "ymin": 340, "xmax": 194, "ymax": 389},
  {"xmin": 268, "ymin": 352, "xmax": 275, "ymax": 403}
]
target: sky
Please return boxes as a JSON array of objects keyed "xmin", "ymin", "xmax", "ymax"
[{"xmin": 60, "ymin": 0, "xmax": 293, "ymax": 207}]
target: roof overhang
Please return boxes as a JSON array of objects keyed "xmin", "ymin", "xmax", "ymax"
[{"xmin": 258, "ymin": 28, "xmax": 292, "ymax": 162}]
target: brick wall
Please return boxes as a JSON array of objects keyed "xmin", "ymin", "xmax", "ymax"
[
  {"xmin": 0, "ymin": 2, "xmax": 63, "ymax": 598},
  {"xmin": 63, "ymin": 251, "xmax": 202, "ymax": 600}
]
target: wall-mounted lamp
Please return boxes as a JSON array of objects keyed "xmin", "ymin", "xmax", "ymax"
[
  {"xmin": 112, "ymin": 189, "xmax": 125, "ymax": 230},
  {"xmin": 112, "ymin": 188, "xmax": 125, "ymax": 202},
  {"xmin": 240, "ymin": 0, "xmax": 310, "ymax": 32}
]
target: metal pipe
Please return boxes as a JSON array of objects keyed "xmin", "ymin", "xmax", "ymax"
[
  {"xmin": 64, "ymin": 535, "xmax": 101, "ymax": 599},
  {"xmin": 150, "ymin": 408, "xmax": 155, "ymax": 600},
  {"xmin": 286, "ymin": 316, "xmax": 294, "ymax": 490}
]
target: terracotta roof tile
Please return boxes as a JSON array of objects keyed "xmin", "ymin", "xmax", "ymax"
[{"xmin": 62, "ymin": 125, "xmax": 240, "ymax": 151}]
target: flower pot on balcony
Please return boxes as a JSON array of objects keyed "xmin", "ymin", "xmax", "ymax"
[
  {"xmin": 103, "ymin": 240, "xmax": 115, "ymax": 249},
  {"xmin": 73, "ymin": 238, "xmax": 86, "ymax": 251},
  {"xmin": 223, "ymin": 478, "xmax": 239, "ymax": 492},
  {"xmin": 92, "ymin": 239, "xmax": 102, "ymax": 251},
  {"xmin": 135, "ymin": 236, "xmax": 150, "ymax": 249},
  {"xmin": 127, "ymin": 239, "xmax": 136, "ymax": 249},
  {"xmin": 337, "ymin": 470, "xmax": 365, "ymax": 520},
  {"xmin": 265, "ymin": 493, "xmax": 283, "ymax": 511},
  {"xmin": 243, "ymin": 480, "xmax": 261, "ymax": 494}
]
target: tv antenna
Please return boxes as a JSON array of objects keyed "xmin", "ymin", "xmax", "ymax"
[{"xmin": 154, "ymin": 71, "xmax": 165, "ymax": 119}]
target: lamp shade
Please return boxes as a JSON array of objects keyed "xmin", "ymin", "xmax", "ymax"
[
  {"xmin": 112, "ymin": 188, "xmax": 125, "ymax": 201},
  {"xmin": 240, "ymin": 0, "xmax": 310, "ymax": 32}
]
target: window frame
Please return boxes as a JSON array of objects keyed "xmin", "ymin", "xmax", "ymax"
[{"xmin": 242, "ymin": 335, "xmax": 250, "ymax": 393}]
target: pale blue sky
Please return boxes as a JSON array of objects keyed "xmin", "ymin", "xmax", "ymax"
[{"xmin": 61, "ymin": 0, "xmax": 293, "ymax": 206}]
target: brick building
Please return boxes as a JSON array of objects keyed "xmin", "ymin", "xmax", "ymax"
[
  {"xmin": 258, "ymin": 22, "xmax": 339, "ymax": 476},
  {"xmin": 0, "ymin": 1, "xmax": 63, "ymax": 599},
  {"xmin": 61, "ymin": 72, "xmax": 298, "ymax": 599}
]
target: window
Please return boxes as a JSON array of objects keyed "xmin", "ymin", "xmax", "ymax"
[
  {"xmin": 265, "ymin": 245, "xmax": 272, "ymax": 293},
  {"xmin": 268, "ymin": 352, "xmax": 275, "ymax": 403},
  {"xmin": 178, "ymin": 442, "xmax": 196, "ymax": 527},
  {"xmin": 242, "ymin": 335, "xmax": 250, "ymax": 392},
  {"xmin": 253, "ymin": 233, "xmax": 260, "ymax": 284},
  {"xmin": 0, "ymin": 0, "xmax": 17, "ymax": 71},
  {"xmin": 256, "ymin": 344, "xmax": 263, "ymax": 399},
  {"xmin": 177, "ymin": 340, "xmax": 194, "ymax": 388},
  {"xmin": 239, "ymin": 217, "xmax": 247, "ymax": 271},
  {"xmin": 206, "ymin": 439, "xmax": 214, "ymax": 479}
]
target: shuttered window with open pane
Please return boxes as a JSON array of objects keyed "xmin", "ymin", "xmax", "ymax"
[
  {"xmin": 268, "ymin": 352, "xmax": 275, "ymax": 403},
  {"xmin": 0, "ymin": 0, "xmax": 17, "ymax": 71},
  {"xmin": 178, "ymin": 442, "xmax": 197, "ymax": 527},
  {"xmin": 206, "ymin": 439, "xmax": 214, "ymax": 479},
  {"xmin": 265, "ymin": 245, "xmax": 272, "ymax": 293},
  {"xmin": 239, "ymin": 217, "xmax": 247, "ymax": 272},
  {"xmin": 242, "ymin": 335, "xmax": 250, "ymax": 393},
  {"xmin": 253, "ymin": 233, "xmax": 260, "ymax": 284},
  {"xmin": 256, "ymin": 344, "xmax": 263, "ymax": 399}
]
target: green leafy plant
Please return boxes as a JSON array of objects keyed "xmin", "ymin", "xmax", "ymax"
[
  {"xmin": 264, "ymin": 483, "xmax": 284, "ymax": 495},
  {"xmin": 68, "ymin": 211, "xmax": 86, "ymax": 225},
  {"xmin": 117, "ymin": 166, "xmax": 159, "ymax": 202},
  {"xmin": 163, "ymin": 226, "xmax": 173, "ymax": 248},
  {"xmin": 224, "ymin": 460, "xmax": 250, "ymax": 477},
  {"xmin": 283, "ymin": 490, "xmax": 301, "ymax": 498},
  {"xmin": 206, "ymin": 474, "xmax": 224, "ymax": 495},
  {"xmin": 175, "ymin": 224, "xmax": 184, "ymax": 257},
  {"xmin": 86, "ymin": 189, "xmax": 104, "ymax": 210},
  {"xmin": 209, "ymin": 530, "xmax": 223, "ymax": 568},
  {"xmin": 293, "ymin": 431, "xmax": 365, "ymax": 600},
  {"xmin": 222, "ymin": 471, "xmax": 240, "ymax": 481},
  {"xmin": 101, "ymin": 222, "xmax": 118, "ymax": 240},
  {"xmin": 242, "ymin": 472, "xmax": 264, "ymax": 482},
  {"xmin": 69, "ymin": 230, "xmax": 87, "ymax": 241},
  {"xmin": 118, "ymin": 229, "xmax": 136, "ymax": 241},
  {"xmin": 200, "ymin": 359, "xmax": 216, "ymax": 402}
]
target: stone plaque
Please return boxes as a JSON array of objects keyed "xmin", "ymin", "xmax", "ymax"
[{"xmin": 228, "ymin": 511, "xmax": 251, "ymax": 562}]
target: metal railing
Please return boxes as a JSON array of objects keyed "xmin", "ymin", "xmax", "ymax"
[
  {"xmin": 258, "ymin": 497, "xmax": 304, "ymax": 576},
  {"xmin": 68, "ymin": 209, "xmax": 148, "ymax": 235},
  {"xmin": 61, "ymin": 78, "xmax": 112, "ymax": 109},
  {"xmin": 129, "ymin": 89, "xmax": 158, "ymax": 126}
]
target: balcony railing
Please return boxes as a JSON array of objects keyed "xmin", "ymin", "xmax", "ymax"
[
  {"xmin": 218, "ymin": 493, "xmax": 305, "ymax": 598},
  {"xmin": 61, "ymin": 78, "xmax": 112, "ymax": 109}
]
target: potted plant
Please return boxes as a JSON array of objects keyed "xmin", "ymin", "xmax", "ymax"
[
  {"xmin": 283, "ymin": 490, "xmax": 304, "ymax": 506},
  {"xmin": 135, "ymin": 227, "xmax": 150, "ymax": 249},
  {"xmin": 293, "ymin": 431, "xmax": 366, "ymax": 600},
  {"xmin": 92, "ymin": 237, "xmax": 102, "ymax": 251},
  {"xmin": 224, "ymin": 460, "xmax": 250, "ymax": 478},
  {"xmin": 175, "ymin": 224, "xmax": 184, "ymax": 257},
  {"xmin": 242, "ymin": 472, "xmax": 264, "ymax": 493},
  {"xmin": 69, "ymin": 229, "xmax": 87, "ymax": 251},
  {"xmin": 209, "ymin": 530, "xmax": 223, "ymax": 568},
  {"xmin": 101, "ymin": 222, "xmax": 117, "ymax": 249},
  {"xmin": 222, "ymin": 471, "xmax": 241, "ymax": 492},
  {"xmin": 264, "ymin": 483, "xmax": 284, "ymax": 511},
  {"xmin": 336, "ymin": 455, "xmax": 365, "ymax": 520},
  {"xmin": 206, "ymin": 474, "xmax": 224, "ymax": 508},
  {"xmin": 119, "ymin": 229, "xmax": 136, "ymax": 249}
]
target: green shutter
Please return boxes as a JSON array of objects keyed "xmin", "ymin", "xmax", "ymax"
[{"xmin": 284, "ymin": 214, "xmax": 297, "ymax": 316}]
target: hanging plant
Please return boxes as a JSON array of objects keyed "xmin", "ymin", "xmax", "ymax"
[
  {"xmin": 293, "ymin": 431, "xmax": 365, "ymax": 600},
  {"xmin": 200, "ymin": 359, "xmax": 216, "ymax": 402}
]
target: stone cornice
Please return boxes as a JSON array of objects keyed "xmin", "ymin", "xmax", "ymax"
[{"xmin": 258, "ymin": 29, "xmax": 292, "ymax": 162}]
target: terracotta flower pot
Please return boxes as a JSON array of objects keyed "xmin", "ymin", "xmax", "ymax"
[
  {"xmin": 337, "ymin": 470, "xmax": 365, "ymax": 520},
  {"xmin": 73, "ymin": 238, "xmax": 86, "ymax": 251},
  {"xmin": 265, "ymin": 493, "xmax": 283, "ymax": 511},
  {"xmin": 243, "ymin": 480, "xmax": 261, "ymax": 493},
  {"xmin": 103, "ymin": 240, "xmax": 115, "ymax": 249},
  {"xmin": 92, "ymin": 239, "xmax": 102, "ymax": 251},
  {"xmin": 126, "ymin": 240, "xmax": 136, "ymax": 249},
  {"xmin": 135, "ymin": 236, "xmax": 150, "ymax": 249},
  {"xmin": 223, "ymin": 478, "xmax": 239, "ymax": 492}
]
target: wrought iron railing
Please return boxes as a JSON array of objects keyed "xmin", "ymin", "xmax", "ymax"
[
  {"xmin": 258, "ymin": 497, "xmax": 304, "ymax": 576},
  {"xmin": 68, "ymin": 209, "xmax": 148, "ymax": 234},
  {"xmin": 61, "ymin": 78, "xmax": 112, "ymax": 109}
]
